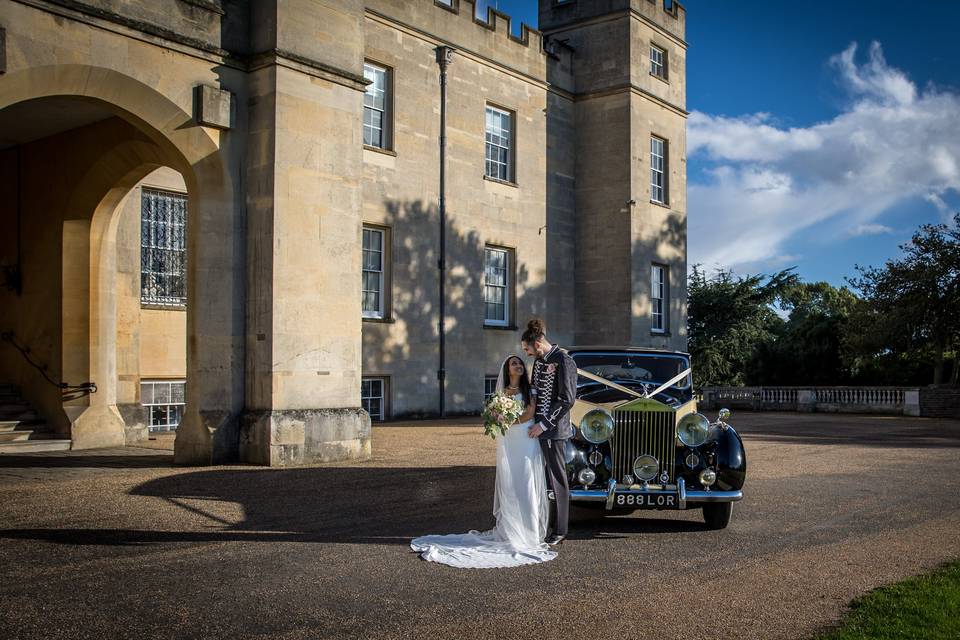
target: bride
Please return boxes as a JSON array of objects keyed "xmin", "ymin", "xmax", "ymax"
[{"xmin": 410, "ymin": 355, "xmax": 557, "ymax": 568}]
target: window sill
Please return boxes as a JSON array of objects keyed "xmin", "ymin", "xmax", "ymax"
[
  {"xmin": 650, "ymin": 199, "xmax": 671, "ymax": 210},
  {"xmin": 483, "ymin": 323, "xmax": 518, "ymax": 331},
  {"xmin": 141, "ymin": 303, "xmax": 186, "ymax": 312},
  {"xmin": 363, "ymin": 316, "xmax": 395, "ymax": 324},
  {"xmin": 650, "ymin": 72, "xmax": 669, "ymax": 85},
  {"xmin": 483, "ymin": 175, "xmax": 519, "ymax": 188},
  {"xmin": 650, "ymin": 330, "xmax": 671, "ymax": 337},
  {"xmin": 363, "ymin": 145, "xmax": 397, "ymax": 157}
]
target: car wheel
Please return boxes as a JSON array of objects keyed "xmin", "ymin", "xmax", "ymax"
[{"xmin": 702, "ymin": 502, "xmax": 733, "ymax": 529}]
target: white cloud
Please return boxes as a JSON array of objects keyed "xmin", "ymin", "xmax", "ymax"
[
  {"xmin": 689, "ymin": 42, "xmax": 960, "ymax": 271},
  {"xmin": 848, "ymin": 223, "xmax": 894, "ymax": 237}
]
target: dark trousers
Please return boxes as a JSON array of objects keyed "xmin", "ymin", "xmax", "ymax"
[{"xmin": 540, "ymin": 438, "xmax": 569, "ymax": 537}]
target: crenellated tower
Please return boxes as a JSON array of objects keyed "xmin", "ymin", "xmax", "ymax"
[{"xmin": 542, "ymin": 0, "xmax": 687, "ymax": 351}]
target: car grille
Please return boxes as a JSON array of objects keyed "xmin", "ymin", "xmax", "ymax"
[{"xmin": 611, "ymin": 409, "xmax": 676, "ymax": 484}]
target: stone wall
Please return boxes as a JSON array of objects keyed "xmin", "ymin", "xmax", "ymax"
[
  {"xmin": 920, "ymin": 386, "xmax": 960, "ymax": 419},
  {"xmin": 360, "ymin": 2, "xmax": 575, "ymax": 418}
]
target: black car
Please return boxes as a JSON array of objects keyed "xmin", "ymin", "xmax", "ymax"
[{"xmin": 558, "ymin": 347, "xmax": 746, "ymax": 529}]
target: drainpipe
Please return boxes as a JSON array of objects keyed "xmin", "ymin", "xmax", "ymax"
[{"xmin": 436, "ymin": 46, "xmax": 454, "ymax": 418}]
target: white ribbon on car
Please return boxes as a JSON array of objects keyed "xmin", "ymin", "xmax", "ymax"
[{"xmin": 576, "ymin": 367, "xmax": 692, "ymax": 401}]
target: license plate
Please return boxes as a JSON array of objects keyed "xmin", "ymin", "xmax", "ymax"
[{"xmin": 614, "ymin": 492, "xmax": 678, "ymax": 509}]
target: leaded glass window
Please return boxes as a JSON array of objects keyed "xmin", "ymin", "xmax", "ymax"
[
  {"xmin": 484, "ymin": 247, "xmax": 510, "ymax": 326},
  {"xmin": 141, "ymin": 188, "xmax": 187, "ymax": 307},
  {"xmin": 485, "ymin": 105, "xmax": 513, "ymax": 182},
  {"xmin": 363, "ymin": 62, "xmax": 390, "ymax": 149}
]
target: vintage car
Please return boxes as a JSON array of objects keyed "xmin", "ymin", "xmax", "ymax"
[{"xmin": 557, "ymin": 347, "xmax": 746, "ymax": 529}]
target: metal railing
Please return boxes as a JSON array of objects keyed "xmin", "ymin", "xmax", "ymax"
[{"xmin": 1, "ymin": 331, "xmax": 97, "ymax": 401}]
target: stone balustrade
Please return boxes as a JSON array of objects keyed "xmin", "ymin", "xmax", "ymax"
[{"xmin": 700, "ymin": 386, "xmax": 921, "ymax": 416}]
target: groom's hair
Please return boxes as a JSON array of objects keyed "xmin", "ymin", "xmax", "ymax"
[{"xmin": 521, "ymin": 317, "xmax": 546, "ymax": 345}]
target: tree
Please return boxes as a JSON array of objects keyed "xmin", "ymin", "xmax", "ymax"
[
  {"xmin": 846, "ymin": 214, "xmax": 960, "ymax": 384},
  {"xmin": 751, "ymin": 281, "xmax": 858, "ymax": 385},
  {"xmin": 687, "ymin": 266, "xmax": 797, "ymax": 387}
]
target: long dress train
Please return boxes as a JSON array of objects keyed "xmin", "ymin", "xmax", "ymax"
[{"xmin": 410, "ymin": 394, "xmax": 557, "ymax": 568}]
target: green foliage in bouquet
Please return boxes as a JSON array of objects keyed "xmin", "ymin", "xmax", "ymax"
[{"xmin": 481, "ymin": 391, "xmax": 522, "ymax": 439}]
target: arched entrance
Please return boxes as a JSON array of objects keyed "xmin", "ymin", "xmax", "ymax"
[{"xmin": 0, "ymin": 65, "xmax": 243, "ymax": 463}]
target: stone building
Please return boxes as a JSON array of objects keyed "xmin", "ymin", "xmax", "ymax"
[{"xmin": 0, "ymin": 0, "xmax": 687, "ymax": 465}]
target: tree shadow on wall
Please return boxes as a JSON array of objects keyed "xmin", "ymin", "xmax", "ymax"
[{"xmin": 365, "ymin": 200, "xmax": 546, "ymax": 418}]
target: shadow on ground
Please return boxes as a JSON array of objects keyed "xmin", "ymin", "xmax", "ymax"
[
  {"xmin": 0, "ymin": 464, "xmax": 709, "ymax": 547},
  {"xmin": 733, "ymin": 412, "xmax": 960, "ymax": 449},
  {"xmin": 0, "ymin": 453, "xmax": 174, "ymax": 469}
]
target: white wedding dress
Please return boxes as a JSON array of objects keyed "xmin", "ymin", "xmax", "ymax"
[{"xmin": 410, "ymin": 393, "xmax": 557, "ymax": 568}]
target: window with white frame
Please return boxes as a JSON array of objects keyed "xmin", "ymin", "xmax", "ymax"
[
  {"xmin": 141, "ymin": 189, "xmax": 187, "ymax": 307},
  {"xmin": 650, "ymin": 136, "xmax": 667, "ymax": 204},
  {"xmin": 650, "ymin": 45, "xmax": 667, "ymax": 80},
  {"xmin": 485, "ymin": 105, "xmax": 513, "ymax": 182},
  {"xmin": 484, "ymin": 246, "xmax": 510, "ymax": 326},
  {"xmin": 141, "ymin": 379, "xmax": 185, "ymax": 432},
  {"xmin": 362, "ymin": 226, "xmax": 386, "ymax": 319},
  {"xmin": 363, "ymin": 62, "xmax": 390, "ymax": 149},
  {"xmin": 651, "ymin": 264, "xmax": 667, "ymax": 333},
  {"xmin": 484, "ymin": 376, "xmax": 498, "ymax": 402},
  {"xmin": 361, "ymin": 377, "xmax": 386, "ymax": 421}
]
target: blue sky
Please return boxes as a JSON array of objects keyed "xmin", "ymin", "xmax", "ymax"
[{"xmin": 475, "ymin": 0, "xmax": 960, "ymax": 287}]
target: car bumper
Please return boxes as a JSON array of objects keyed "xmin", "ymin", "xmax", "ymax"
[{"xmin": 557, "ymin": 478, "xmax": 743, "ymax": 510}]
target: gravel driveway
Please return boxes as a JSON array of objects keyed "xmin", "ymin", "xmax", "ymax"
[{"xmin": 1, "ymin": 412, "xmax": 959, "ymax": 640}]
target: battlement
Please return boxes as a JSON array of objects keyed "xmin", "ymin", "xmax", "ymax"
[
  {"xmin": 539, "ymin": 0, "xmax": 686, "ymax": 41},
  {"xmin": 431, "ymin": 0, "xmax": 545, "ymax": 52}
]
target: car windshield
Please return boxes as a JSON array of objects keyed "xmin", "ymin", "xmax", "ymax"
[{"xmin": 571, "ymin": 352, "xmax": 691, "ymax": 389}]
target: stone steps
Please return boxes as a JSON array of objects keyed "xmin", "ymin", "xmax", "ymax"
[
  {"xmin": 0, "ymin": 430, "xmax": 33, "ymax": 442},
  {"xmin": 0, "ymin": 385, "xmax": 71, "ymax": 453},
  {"xmin": 0, "ymin": 439, "xmax": 72, "ymax": 453}
]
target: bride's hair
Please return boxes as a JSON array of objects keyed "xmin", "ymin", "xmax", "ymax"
[
  {"xmin": 501, "ymin": 356, "xmax": 532, "ymax": 408},
  {"xmin": 521, "ymin": 317, "xmax": 546, "ymax": 345}
]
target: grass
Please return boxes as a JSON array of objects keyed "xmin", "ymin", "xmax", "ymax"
[{"xmin": 815, "ymin": 561, "xmax": 960, "ymax": 639}]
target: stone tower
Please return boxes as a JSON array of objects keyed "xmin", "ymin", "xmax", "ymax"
[{"xmin": 541, "ymin": 0, "xmax": 687, "ymax": 351}]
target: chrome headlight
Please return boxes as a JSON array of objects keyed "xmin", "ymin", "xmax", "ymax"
[
  {"xmin": 633, "ymin": 454, "xmax": 658, "ymax": 482},
  {"xmin": 580, "ymin": 409, "xmax": 614, "ymax": 444},
  {"xmin": 677, "ymin": 413, "xmax": 710, "ymax": 448}
]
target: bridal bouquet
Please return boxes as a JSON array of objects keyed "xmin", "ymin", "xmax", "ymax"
[{"xmin": 482, "ymin": 391, "xmax": 522, "ymax": 439}]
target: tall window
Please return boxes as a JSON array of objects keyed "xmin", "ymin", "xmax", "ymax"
[
  {"xmin": 484, "ymin": 246, "xmax": 510, "ymax": 326},
  {"xmin": 361, "ymin": 377, "xmax": 386, "ymax": 421},
  {"xmin": 650, "ymin": 136, "xmax": 667, "ymax": 204},
  {"xmin": 363, "ymin": 62, "xmax": 390, "ymax": 149},
  {"xmin": 141, "ymin": 379, "xmax": 185, "ymax": 432},
  {"xmin": 484, "ymin": 376, "xmax": 498, "ymax": 402},
  {"xmin": 650, "ymin": 45, "xmax": 667, "ymax": 80},
  {"xmin": 485, "ymin": 105, "xmax": 513, "ymax": 182},
  {"xmin": 651, "ymin": 264, "xmax": 667, "ymax": 333},
  {"xmin": 362, "ymin": 226, "xmax": 385, "ymax": 319},
  {"xmin": 141, "ymin": 188, "xmax": 187, "ymax": 307}
]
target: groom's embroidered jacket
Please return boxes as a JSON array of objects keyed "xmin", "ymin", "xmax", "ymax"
[{"xmin": 532, "ymin": 345, "xmax": 577, "ymax": 440}]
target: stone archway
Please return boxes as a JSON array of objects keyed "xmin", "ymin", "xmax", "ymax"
[{"xmin": 0, "ymin": 65, "xmax": 244, "ymax": 463}]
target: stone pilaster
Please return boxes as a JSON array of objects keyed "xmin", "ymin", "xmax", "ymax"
[{"xmin": 240, "ymin": 0, "xmax": 371, "ymax": 465}]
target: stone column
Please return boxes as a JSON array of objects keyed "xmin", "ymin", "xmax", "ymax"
[
  {"xmin": 239, "ymin": 0, "xmax": 371, "ymax": 466},
  {"xmin": 797, "ymin": 389, "xmax": 817, "ymax": 413},
  {"xmin": 904, "ymin": 389, "xmax": 920, "ymax": 417}
]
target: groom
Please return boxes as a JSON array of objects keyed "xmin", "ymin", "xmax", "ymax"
[{"xmin": 521, "ymin": 317, "xmax": 577, "ymax": 546}]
